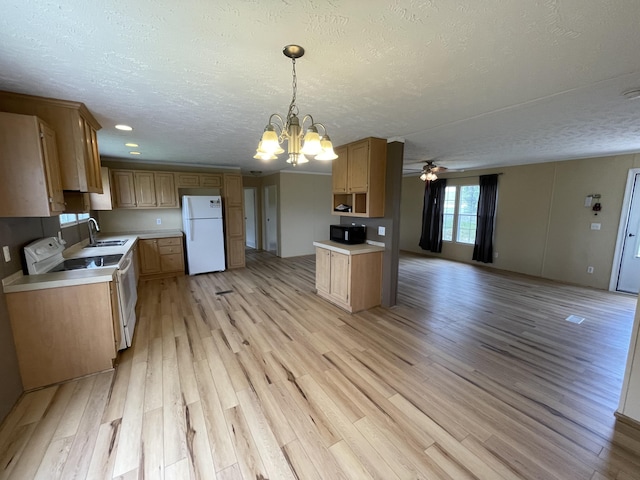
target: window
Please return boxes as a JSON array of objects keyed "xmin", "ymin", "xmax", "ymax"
[
  {"xmin": 457, "ymin": 185, "xmax": 480, "ymax": 244},
  {"xmin": 59, "ymin": 213, "xmax": 90, "ymax": 227},
  {"xmin": 443, "ymin": 186, "xmax": 456, "ymax": 241},
  {"xmin": 442, "ymin": 184, "xmax": 480, "ymax": 244}
]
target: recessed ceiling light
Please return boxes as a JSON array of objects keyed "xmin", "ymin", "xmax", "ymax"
[
  {"xmin": 115, "ymin": 124, "xmax": 133, "ymax": 131},
  {"xmin": 125, "ymin": 143, "xmax": 139, "ymax": 147},
  {"xmin": 622, "ymin": 89, "xmax": 640, "ymax": 100},
  {"xmin": 129, "ymin": 151, "xmax": 141, "ymax": 155}
]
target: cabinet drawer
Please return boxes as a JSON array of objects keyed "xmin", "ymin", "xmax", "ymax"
[
  {"xmin": 158, "ymin": 237, "xmax": 182, "ymax": 246},
  {"xmin": 160, "ymin": 253, "xmax": 184, "ymax": 273},
  {"xmin": 159, "ymin": 245, "xmax": 182, "ymax": 255}
]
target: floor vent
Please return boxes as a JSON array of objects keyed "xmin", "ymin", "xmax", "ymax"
[
  {"xmin": 565, "ymin": 315, "xmax": 585, "ymax": 324},
  {"xmin": 216, "ymin": 290, "xmax": 233, "ymax": 295}
]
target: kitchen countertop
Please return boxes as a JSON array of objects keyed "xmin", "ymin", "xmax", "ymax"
[
  {"xmin": 2, "ymin": 230, "xmax": 184, "ymax": 293},
  {"xmin": 313, "ymin": 240, "xmax": 385, "ymax": 255}
]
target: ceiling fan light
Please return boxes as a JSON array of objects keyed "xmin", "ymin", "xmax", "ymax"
[{"xmin": 420, "ymin": 172, "xmax": 428, "ymax": 181}]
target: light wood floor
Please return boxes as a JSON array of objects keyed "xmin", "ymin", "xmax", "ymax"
[{"xmin": 1, "ymin": 250, "xmax": 640, "ymax": 479}]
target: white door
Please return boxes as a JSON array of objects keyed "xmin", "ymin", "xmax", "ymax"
[
  {"xmin": 244, "ymin": 188, "xmax": 257, "ymax": 249},
  {"xmin": 264, "ymin": 185, "xmax": 278, "ymax": 254},
  {"xmin": 617, "ymin": 172, "xmax": 640, "ymax": 293}
]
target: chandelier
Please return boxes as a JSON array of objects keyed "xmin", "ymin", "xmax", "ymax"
[{"xmin": 254, "ymin": 45, "xmax": 338, "ymax": 167}]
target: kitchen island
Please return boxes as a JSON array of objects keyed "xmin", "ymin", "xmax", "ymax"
[{"xmin": 313, "ymin": 240, "xmax": 384, "ymax": 313}]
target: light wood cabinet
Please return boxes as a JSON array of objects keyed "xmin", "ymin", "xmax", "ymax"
[
  {"xmin": 315, "ymin": 245, "xmax": 383, "ymax": 313},
  {"xmin": 5, "ymin": 281, "xmax": 119, "ymax": 390},
  {"xmin": 223, "ymin": 173, "xmax": 246, "ymax": 269},
  {"xmin": 175, "ymin": 172, "xmax": 222, "ymax": 188},
  {"xmin": 0, "ymin": 112, "xmax": 65, "ymax": 217},
  {"xmin": 89, "ymin": 167, "xmax": 114, "ymax": 210},
  {"xmin": 0, "ymin": 90, "xmax": 103, "ymax": 193},
  {"xmin": 332, "ymin": 137, "xmax": 387, "ymax": 218},
  {"xmin": 139, "ymin": 236, "xmax": 185, "ymax": 278},
  {"xmin": 112, "ymin": 169, "xmax": 178, "ymax": 209}
]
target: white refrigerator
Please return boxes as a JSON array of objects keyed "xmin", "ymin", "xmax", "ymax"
[{"xmin": 182, "ymin": 195, "xmax": 226, "ymax": 274}]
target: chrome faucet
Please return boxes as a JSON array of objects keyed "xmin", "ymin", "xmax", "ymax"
[{"xmin": 87, "ymin": 217, "xmax": 100, "ymax": 246}]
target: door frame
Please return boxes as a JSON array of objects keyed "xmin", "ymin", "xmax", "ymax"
[
  {"xmin": 263, "ymin": 184, "xmax": 279, "ymax": 255},
  {"xmin": 610, "ymin": 168, "xmax": 640, "ymax": 291},
  {"xmin": 243, "ymin": 187, "xmax": 258, "ymax": 249}
]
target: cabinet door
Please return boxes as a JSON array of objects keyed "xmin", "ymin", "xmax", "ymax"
[
  {"xmin": 90, "ymin": 167, "xmax": 114, "ymax": 210},
  {"xmin": 155, "ymin": 172, "xmax": 177, "ymax": 207},
  {"xmin": 330, "ymin": 251, "xmax": 350, "ymax": 303},
  {"xmin": 223, "ymin": 173, "xmax": 245, "ymax": 268},
  {"xmin": 112, "ymin": 170, "xmax": 137, "ymax": 208},
  {"xmin": 176, "ymin": 173, "xmax": 200, "ymax": 187},
  {"xmin": 315, "ymin": 248, "xmax": 331, "ymax": 294},
  {"xmin": 139, "ymin": 239, "xmax": 161, "ymax": 274},
  {"xmin": 347, "ymin": 140, "xmax": 369, "ymax": 193},
  {"xmin": 332, "ymin": 145, "xmax": 348, "ymax": 193},
  {"xmin": 160, "ymin": 253, "xmax": 184, "ymax": 273},
  {"xmin": 40, "ymin": 121, "xmax": 66, "ymax": 213},
  {"xmin": 201, "ymin": 174, "xmax": 222, "ymax": 188},
  {"xmin": 134, "ymin": 171, "xmax": 157, "ymax": 207},
  {"xmin": 82, "ymin": 117, "xmax": 102, "ymax": 193}
]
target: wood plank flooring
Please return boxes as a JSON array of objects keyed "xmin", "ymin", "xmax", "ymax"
[{"xmin": 1, "ymin": 250, "xmax": 640, "ymax": 479}]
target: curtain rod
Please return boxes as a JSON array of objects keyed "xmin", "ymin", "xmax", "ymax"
[{"xmin": 441, "ymin": 172, "xmax": 504, "ymax": 180}]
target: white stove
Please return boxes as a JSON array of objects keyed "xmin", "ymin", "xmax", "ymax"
[
  {"xmin": 24, "ymin": 237, "xmax": 122, "ymax": 275},
  {"xmin": 23, "ymin": 236, "xmax": 136, "ymax": 350}
]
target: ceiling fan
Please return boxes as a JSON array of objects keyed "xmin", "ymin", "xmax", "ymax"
[{"xmin": 404, "ymin": 160, "xmax": 449, "ymax": 181}]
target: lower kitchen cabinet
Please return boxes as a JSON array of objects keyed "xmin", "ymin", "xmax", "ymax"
[
  {"xmin": 138, "ymin": 236, "xmax": 185, "ymax": 278},
  {"xmin": 5, "ymin": 281, "xmax": 119, "ymax": 390},
  {"xmin": 315, "ymin": 244, "xmax": 383, "ymax": 313}
]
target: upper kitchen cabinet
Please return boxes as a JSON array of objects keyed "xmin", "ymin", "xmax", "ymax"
[
  {"xmin": 89, "ymin": 166, "xmax": 114, "ymax": 210},
  {"xmin": 175, "ymin": 172, "xmax": 222, "ymax": 188},
  {"xmin": 332, "ymin": 137, "xmax": 387, "ymax": 218},
  {"xmin": 111, "ymin": 169, "xmax": 178, "ymax": 209},
  {"xmin": 0, "ymin": 112, "xmax": 65, "ymax": 217},
  {"xmin": 0, "ymin": 90, "xmax": 103, "ymax": 193}
]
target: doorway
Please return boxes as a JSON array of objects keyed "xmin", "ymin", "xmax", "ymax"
[
  {"xmin": 264, "ymin": 185, "xmax": 278, "ymax": 255},
  {"xmin": 243, "ymin": 187, "xmax": 257, "ymax": 249},
  {"xmin": 613, "ymin": 168, "xmax": 640, "ymax": 293}
]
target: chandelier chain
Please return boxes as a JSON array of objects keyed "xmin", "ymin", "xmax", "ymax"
[{"xmin": 285, "ymin": 58, "xmax": 298, "ymax": 130}]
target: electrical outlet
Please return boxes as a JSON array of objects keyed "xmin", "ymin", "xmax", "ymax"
[
  {"xmin": 494, "ymin": 252, "xmax": 499, "ymax": 258},
  {"xmin": 378, "ymin": 226, "xmax": 385, "ymax": 236},
  {"xmin": 590, "ymin": 223, "xmax": 601, "ymax": 230},
  {"xmin": 2, "ymin": 246, "xmax": 10, "ymax": 262},
  {"xmin": 587, "ymin": 266, "xmax": 594, "ymax": 274},
  {"xmin": 156, "ymin": 218, "xmax": 162, "ymax": 225}
]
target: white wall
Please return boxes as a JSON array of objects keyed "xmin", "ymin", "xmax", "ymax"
[
  {"xmin": 619, "ymin": 295, "xmax": 640, "ymax": 422},
  {"xmin": 279, "ymin": 172, "xmax": 334, "ymax": 258}
]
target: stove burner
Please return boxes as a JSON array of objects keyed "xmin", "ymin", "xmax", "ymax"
[{"xmin": 49, "ymin": 254, "xmax": 123, "ymax": 272}]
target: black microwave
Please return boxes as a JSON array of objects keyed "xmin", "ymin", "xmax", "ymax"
[{"xmin": 330, "ymin": 224, "xmax": 366, "ymax": 245}]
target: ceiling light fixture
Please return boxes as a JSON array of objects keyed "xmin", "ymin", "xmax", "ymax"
[
  {"xmin": 125, "ymin": 143, "xmax": 139, "ymax": 147},
  {"xmin": 419, "ymin": 161, "xmax": 447, "ymax": 182},
  {"xmin": 129, "ymin": 151, "xmax": 141, "ymax": 155},
  {"xmin": 255, "ymin": 45, "xmax": 338, "ymax": 167},
  {"xmin": 115, "ymin": 124, "xmax": 133, "ymax": 131}
]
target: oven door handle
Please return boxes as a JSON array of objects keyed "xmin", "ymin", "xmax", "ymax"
[{"xmin": 118, "ymin": 255, "xmax": 133, "ymax": 276}]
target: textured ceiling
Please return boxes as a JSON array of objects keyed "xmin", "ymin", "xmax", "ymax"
[{"xmin": 1, "ymin": 0, "xmax": 640, "ymax": 176}]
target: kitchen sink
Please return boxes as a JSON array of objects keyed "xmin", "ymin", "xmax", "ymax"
[
  {"xmin": 49, "ymin": 254, "xmax": 123, "ymax": 272},
  {"xmin": 86, "ymin": 239, "xmax": 129, "ymax": 247}
]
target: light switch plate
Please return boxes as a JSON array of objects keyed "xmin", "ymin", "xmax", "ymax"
[
  {"xmin": 378, "ymin": 226, "xmax": 385, "ymax": 236},
  {"xmin": 2, "ymin": 246, "xmax": 10, "ymax": 262},
  {"xmin": 591, "ymin": 223, "xmax": 601, "ymax": 230}
]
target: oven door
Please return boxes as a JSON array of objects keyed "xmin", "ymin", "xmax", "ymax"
[{"xmin": 117, "ymin": 251, "xmax": 138, "ymax": 349}]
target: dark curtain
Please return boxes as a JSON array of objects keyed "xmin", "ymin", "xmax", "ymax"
[
  {"xmin": 419, "ymin": 179, "xmax": 447, "ymax": 253},
  {"xmin": 473, "ymin": 174, "xmax": 499, "ymax": 263}
]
